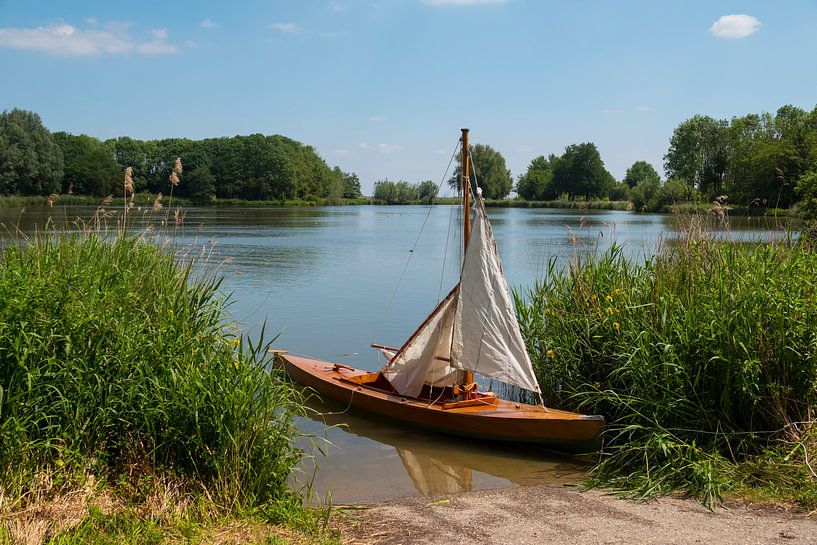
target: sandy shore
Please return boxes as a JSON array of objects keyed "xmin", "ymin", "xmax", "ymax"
[{"xmin": 342, "ymin": 485, "xmax": 817, "ymax": 545}]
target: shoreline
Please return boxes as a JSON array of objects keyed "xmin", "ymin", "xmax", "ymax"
[
  {"xmin": 341, "ymin": 484, "xmax": 816, "ymax": 545},
  {"xmin": 0, "ymin": 195, "xmax": 798, "ymax": 218}
]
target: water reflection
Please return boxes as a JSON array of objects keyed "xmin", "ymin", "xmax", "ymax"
[{"xmin": 296, "ymin": 395, "xmax": 590, "ymax": 503}]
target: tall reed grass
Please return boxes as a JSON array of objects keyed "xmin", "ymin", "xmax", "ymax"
[
  {"xmin": 516, "ymin": 237, "xmax": 817, "ymax": 508},
  {"xmin": 0, "ymin": 232, "xmax": 303, "ymax": 510}
]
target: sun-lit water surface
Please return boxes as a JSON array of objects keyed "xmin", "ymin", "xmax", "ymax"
[{"xmin": 0, "ymin": 205, "xmax": 796, "ymax": 503}]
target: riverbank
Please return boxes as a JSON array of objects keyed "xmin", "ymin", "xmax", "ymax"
[
  {"xmin": 342, "ymin": 484, "xmax": 817, "ymax": 545},
  {"xmin": 0, "ymin": 194, "xmax": 799, "ymax": 217}
]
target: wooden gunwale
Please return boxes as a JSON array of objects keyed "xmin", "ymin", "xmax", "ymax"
[{"xmin": 282, "ymin": 354, "xmax": 603, "ymax": 452}]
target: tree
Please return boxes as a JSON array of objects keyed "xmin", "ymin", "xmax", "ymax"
[
  {"xmin": 629, "ymin": 176, "xmax": 661, "ymax": 211},
  {"xmin": 664, "ymin": 115, "xmax": 728, "ymax": 197},
  {"xmin": 623, "ymin": 161, "xmax": 660, "ymax": 188},
  {"xmin": 53, "ymin": 133, "xmax": 119, "ymax": 196},
  {"xmin": 0, "ymin": 109, "xmax": 63, "ymax": 195},
  {"xmin": 185, "ymin": 166, "xmax": 216, "ymax": 204},
  {"xmin": 341, "ymin": 171, "xmax": 362, "ymax": 199},
  {"xmin": 796, "ymin": 169, "xmax": 817, "ymax": 221},
  {"xmin": 552, "ymin": 143, "xmax": 614, "ymax": 199},
  {"xmin": 417, "ymin": 180, "xmax": 438, "ymax": 204},
  {"xmin": 516, "ymin": 155, "xmax": 558, "ymax": 200},
  {"xmin": 373, "ymin": 179, "xmax": 421, "ymax": 204},
  {"xmin": 448, "ymin": 143, "xmax": 512, "ymax": 199}
]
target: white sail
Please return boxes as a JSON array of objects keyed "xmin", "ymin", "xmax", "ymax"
[
  {"xmin": 380, "ymin": 288, "xmax": 465, "ymax": 397},
  {"xmin": 379, "ymin": 192, "xmax": 540, "ymax": 397},
  {"xmin": 450, "ymin": 196, "xmax": 541, "ymax": 394}
]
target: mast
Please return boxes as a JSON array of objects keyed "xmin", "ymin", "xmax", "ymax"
[
  {"xmin": 460, "ymin": 128, "xmax": 475, "ymax": 394},
  {"xmin": 461, "ymin": 128, "xmax": 470, "ymax": 252}
]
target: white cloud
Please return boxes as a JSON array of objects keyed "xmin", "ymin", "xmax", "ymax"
[
  {"xmin": 359, "ymin": 142, "xmax": 403, "ymax": 154},
  {"xmin": 377, "ymin": 143, "xmax": 403, "ymax": 154},
  {"xmin": 330, "ymin": 2, "xmax": 347, "ymax": 12},
  {"xmin": 368, "ymin": 115, "xmax": 388, "ymax": 122},
  {"xmin": 200, "ymin": 19, "xmax": 218, "ymax": 29},
  {"xmin": 270, "ymin": 22, "xmax": 300, "ymax": 34},
  {"xmin": 137, "ymin": 28, "xmax": 178, "ymax": 54},
  {"xmin": 422, "ymin": 0, "xmax": 509, "ymax": 5},
  {"xmin": 137, "ymin": 40, "xmax": 178, "ymax": 54},
  {"xmin": 0, "ymin": 21, "xmax": 180, "ymax": 56},
  {"xmin": 84, "ymin": 17, "xmax": 98, "ymax": 26},
  {"xmin": 0, "ymin": 23, "xmax": 132, "ymax": 55},
  {"xmin": 636, "ymin": 106, "xmax": 651, "ymax": 112},
  {"xmin": 709, "ymin": 14, "xmax": 761, "ymax": 39}
]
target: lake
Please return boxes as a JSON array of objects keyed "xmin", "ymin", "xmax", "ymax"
[{"xmin": 0, "ymin": 204, "xmax": 795, "ymax": 503}]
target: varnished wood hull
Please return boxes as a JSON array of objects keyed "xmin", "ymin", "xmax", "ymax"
[{"xmin": 282, "ymin": 354, "xmax": 604, "ymax": 453}]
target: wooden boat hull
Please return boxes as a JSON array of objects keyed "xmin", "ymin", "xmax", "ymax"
[{"xmin": 281, "ymin": 354, "xmax": 604, "ymax": 453}]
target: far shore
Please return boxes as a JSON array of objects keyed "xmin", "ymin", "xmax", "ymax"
[{"xmin": 0, "ymin": 194, "xmax": 799, "ymax": 217}]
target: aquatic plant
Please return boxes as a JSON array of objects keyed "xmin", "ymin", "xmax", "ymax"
[
  {"xmin": 517, "ymin": 238, "xmax": 817, "ymax": 508},
  {"xmin": 0, "ymin": 232, "xmax": 304, "ymax": 511}
]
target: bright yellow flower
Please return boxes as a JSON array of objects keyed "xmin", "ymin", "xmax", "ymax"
[
  {"xmin": 546, "ymin": 349, "xmax": 556, "ymax": 360},
  {"xmin": 606, "ymin": 306, "xmax": 614, "ymax": 315},
  {"xmin": 605, "ymin": 295, "xmax": 613, "ymax": 303},
  {"xmin": 613, "ymin": 322, "xmax": 620, "ymax": 331}
]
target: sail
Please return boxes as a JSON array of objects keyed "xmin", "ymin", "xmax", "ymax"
[
  {"xmin": 450, "ymin": 196, "xmax": 541, "ymax": 394},
  {"xmin": 380, "ymin": 287, "xmax": 465, "ymax": 397}
]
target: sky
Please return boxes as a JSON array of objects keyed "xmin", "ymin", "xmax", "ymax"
[{"xmin": 1, "ymin": 1, "xmax": 816, "ymax": 195}]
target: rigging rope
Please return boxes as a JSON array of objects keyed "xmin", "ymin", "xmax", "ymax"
[{"xmin": 370, "ymin": 137, "xmax": 461, "ymax": 347}]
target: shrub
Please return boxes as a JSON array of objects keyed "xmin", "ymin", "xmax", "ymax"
[
  {"xmin": 0, "ymin": 233, "xmax": 303, "ymax": 507},
  {"xmin": 516, "ymin": 240, "xmax": 817, "ymax": 507}
]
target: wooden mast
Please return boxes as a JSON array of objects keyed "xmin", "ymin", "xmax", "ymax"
[
  {"xmin": 461, "ymin": 128, "xmax": 475, "ymax": 395},
  {"xmin": 461, "ymin": 128, "xmax": 470, "ymax": 251}
]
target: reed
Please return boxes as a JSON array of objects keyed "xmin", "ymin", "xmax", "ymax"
[
  {"xmin": 516, "ymin": 236, "xmax": 817, "ymax": 508},
  {"xmin": 0, "ymin": 232, "xmax": 304, "ymax": 512}
]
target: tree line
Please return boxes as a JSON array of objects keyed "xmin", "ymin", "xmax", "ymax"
[
  {"xmin": 0, "ymin": 108, "xmax": 361, "ymax": 203},
  {"xmin": 372, "ymin": 179, "xmax": 438, "ymax": 204},
  {"xmin": 515, "ymin": 103, "xmax": 817, "ymax": 212},
  {"xmin": 4, "ymin": 104, "xmax": 817, "ymax": 212}
]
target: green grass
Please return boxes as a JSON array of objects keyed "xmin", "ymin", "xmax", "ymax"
[
  {"xmin": 516, "ymin": 237, "xmax": 817, "ymax": 509},
  {"xmin": 0, "ymin": 231, "xmax": 334, "ymax": 543}
]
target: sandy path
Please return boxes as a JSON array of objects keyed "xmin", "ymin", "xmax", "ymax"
[{"xmin": 342, "ymin": 485, "xmax": 817, "ymax": 545}]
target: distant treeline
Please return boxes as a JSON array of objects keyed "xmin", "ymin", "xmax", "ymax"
[
  {"xmin": 516, "ymin": 103, "xmax": 817, "ymax": 213},
  {"xmin": 3, "ymin": 104, "xmax": 817, "ymax": 214},
  {"xmin": 0, "ymin": 108, "xmax": 361, "ymax": 203},
  {"xmin": 372, "ymin": 179, "xmax": 438, "ymax": 204}
]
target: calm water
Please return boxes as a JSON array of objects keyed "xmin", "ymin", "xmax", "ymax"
[{"xmin": 0, "ymin": 205, "xmax": 796, "ymax": 503}]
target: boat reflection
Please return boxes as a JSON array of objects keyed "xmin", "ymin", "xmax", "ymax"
[{"xmin": 295, "ymin": 394, "xmax": 591, "ymax": 503}]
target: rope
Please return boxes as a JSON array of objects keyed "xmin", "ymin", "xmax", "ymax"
[
  {"xmin": 371, "ymin": 137, "xmax": 461, "ymax": 345},
  {"xmin": 316, "ymin": 387, "xmax": 356, "ymax": 416},
  {"xmin": 467, "ymin": 149, "xmax": 482, "ymax": 195}
]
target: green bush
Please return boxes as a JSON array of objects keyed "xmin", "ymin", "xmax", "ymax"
[
  {"xmin": 516, "ymin": 240, "xmax": 817, "ymax": 507},
  {"xmin": 0, "ymin": 233, "xmax": 302, "ymax": 507}
]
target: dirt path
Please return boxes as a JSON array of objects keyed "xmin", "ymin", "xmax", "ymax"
[{"xmin": 342, "ymin": 485, "xmax": 817, "ymax": 545}]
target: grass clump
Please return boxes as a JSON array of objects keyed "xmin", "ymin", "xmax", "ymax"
[
  {"xmin": 0, "ymin": 232, "xmax": 320, "ymax": 542},
  {"xmin": 516, "ymin": 238, "xmax": 817, "ymax": 508}
]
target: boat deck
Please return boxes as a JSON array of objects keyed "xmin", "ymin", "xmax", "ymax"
[{"xmin": 280, "ymin": 354, "xmax": 604, "ymax": 452}]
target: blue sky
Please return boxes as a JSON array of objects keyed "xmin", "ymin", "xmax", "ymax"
[{"xmin": 1, "ymin": 1, "xmax": 816, "ymax": 194}]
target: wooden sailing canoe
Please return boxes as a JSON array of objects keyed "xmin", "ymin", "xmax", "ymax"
[{"xmin": 281, "ymin": 354, "xmax": 604, "ymax": 453}]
